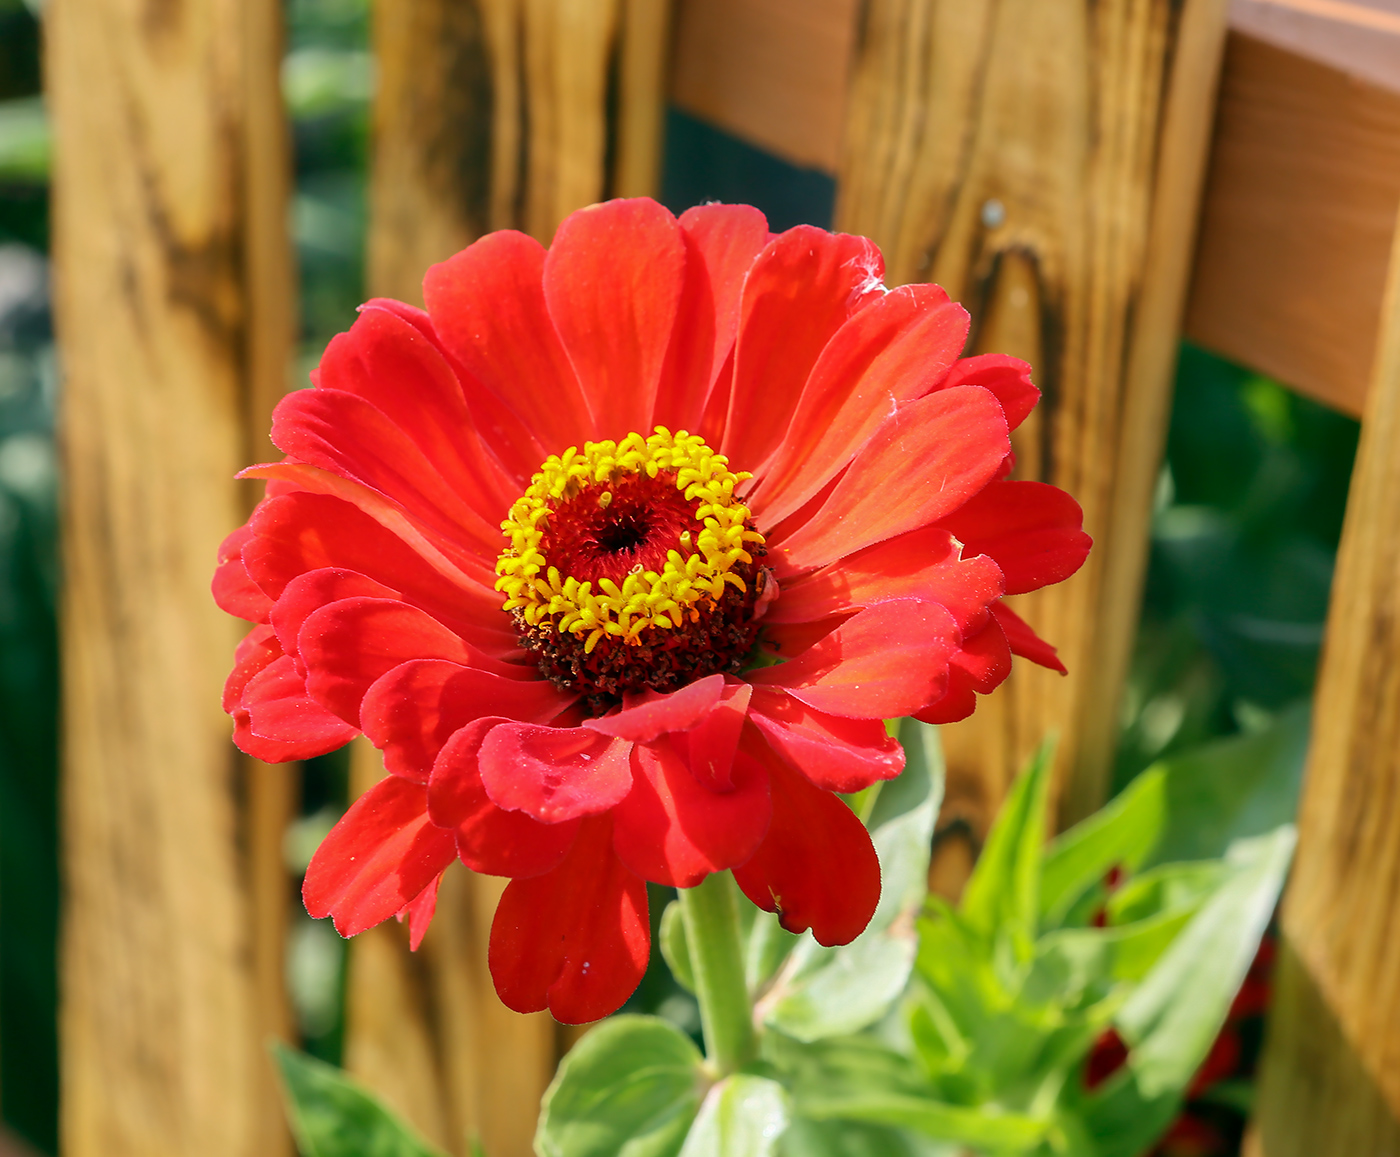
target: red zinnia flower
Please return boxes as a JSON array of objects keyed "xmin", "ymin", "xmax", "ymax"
[{"xmin": 215, "ymin": 198, "xmax": 1090, "ymax": 1023}]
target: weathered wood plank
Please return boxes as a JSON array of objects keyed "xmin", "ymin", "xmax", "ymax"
[
  {"xmin": 351, "ymin": 3, "xmax": 671, "ymax": 1152},
  {"xmin": 241, "ymin": 3, "xmax": 299, "ymax": 1154},
  {"xmin": 837, "ymin": 0, "xmax": 1230, "ymax": 852},
  {"xmin": 367, "ymin": 0, "xmax": 498, "ymax": 301},
  {"xmin": 1185, "ymin": 32, "xmax": 1400, "ymax": 419},
  {"xmin": 359, "ymin": 11, "xmax": 555, "ymax": 1155},
  {"xmin": 1248, "ymin": 197, "xmax": 1400, "ymax": 1156},
  {"xmin": 615, "ymin": 0, "xmax": 673, "ymax": 198},
  {"xmin": 668, "ymin": 6, "xmax": 1400, "ymax": 420},
  {"xmin": 49, "ymin": 0, "xmax": 295, "ymax": 1152},
  {"xmin": 670, "ymin": 0, "xmax": 858, "ymax": 171}
]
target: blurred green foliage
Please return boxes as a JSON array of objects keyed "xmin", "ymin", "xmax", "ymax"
[{"xmin": 1117, "ymin": 347, "xmax": 1359, "ymax": 787}]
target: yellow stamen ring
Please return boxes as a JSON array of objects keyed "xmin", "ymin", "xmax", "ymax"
[{"xmin": 494, "ymin": 427, "xmax": 767, "ymax": 650}]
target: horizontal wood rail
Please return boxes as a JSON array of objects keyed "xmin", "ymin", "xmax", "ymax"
[
  {"xmin": 670, "ymin": 4, "xmax": 1400, "ymax": 418},
  {"xmin": 1185, "ymin": 31, "xmax": 1400, "ymax": 418}
]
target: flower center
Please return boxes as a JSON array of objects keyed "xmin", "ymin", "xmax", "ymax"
[{"xmin": 495, "ymin": 427, "xmax": 769, "ymax": 710}]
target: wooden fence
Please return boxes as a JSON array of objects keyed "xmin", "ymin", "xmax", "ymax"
[{"xmin": 43, "ymin": 0, "xmax": 1400, "ymax": 1153}]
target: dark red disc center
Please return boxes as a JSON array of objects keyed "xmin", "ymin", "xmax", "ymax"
[{"xmin": 540, "ymin": 471, "xmax": 698, "ymax": 585}]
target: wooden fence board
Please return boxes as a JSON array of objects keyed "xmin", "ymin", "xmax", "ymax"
[
  {"xmin": 669, "ymin": 8, "xmax": 1400, "ymax": 416},
  {"xmin": 1185, "ymin": 33, "xmax": 1400, "ymax": 419},
  {"xmin": 349, "ymin": 3, "xmax": 672, "ymax": 1152},
  {"xmin": 1248, "ymin": 197, "xmax": 1400, "ymax": 1156},
  {"xmin": 836, "ymin": 0, "xmax": 1230, "ymax": 863},
  {"xmin": 48, "ymin": 0, "xmax": 295, "ymax": 1153},
  {"xmin": 670, "ymin": 0, "xmax": 856, "ymax": 172}
]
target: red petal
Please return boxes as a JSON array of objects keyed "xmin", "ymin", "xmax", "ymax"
[
  {"xmin": 934, "ymin": 353, "xmax": 1040, "ymax": 431},
  {"xmin": 774, "ymin": 385, "xmax": 1011, "ymax": 572},
  {"xmin": 244, "ymin": 491, "xmax": 513, "ymax": 651},
  {"xmin": 582, "ymin": 673, "xmax": 724, "ymax": 741},
  {"xmin": 422, "ymin": 230, "xmax": 592, "ymax": 454},
  {"xmin": 612, "ymin": 740, "xmax": 771, "ymax": 887},
  {"xmin": 992, "ymin": 601, "xmax": 1066, "ymax": 673},
  {"xmin": 271, "ymin": 568, "xmax": 399, "ymax": 659},
  {"xmin": 428, "ymin": 719, "xmax": 581, "ymax": 877},
  {"xmin": 544, "ymin": 198, "xmax": 686, "ymax": 435},
  {"xmin": 398, "ymin": 872, "xmax": 443, "ymax": 951},
  {"xmin": 724, "ymin": 226, "xmax": 887, "ymax": 474},
  {"xmin": 476, "ymin": 721, "xmax": 634, "ymax": 823},
  {"xmin": 748, "ymin": 598, "xmax": 960, "ymax": 718},
  {"xmin": 674, "ymin": 679, "xmax": 752, "ymax": 790},
  {"xmin": 655, "ymin": 204, "xmax": 770, "ymax": 429},
  {"xmin": 298, "ymin": 597, "xmax": 526, "ymax": 726},
  {"xmin": 358, "ymin": 298, "xmax": 546, "ymax": 490},
  {"xmin": 937, "ymin": 480, "xmax": 1091, "ymax": 595},
  {"xmin": 237, "ymin": 653, "xmax": 360, "ymax": 761},
  {"xmin": 749, "ymin": 285, "xmax": 969, "ymax": 527},
  {"xmin": 314, "ymin": 305, "xmax": 517, "ymax": 518},
  {"xmin": 213, "ymin": 524, "xmax": 272, "ymax": 622},
  {"xmin": 915, "ymin": 618, "xmax": 1013, "ymax": 725},
  {"xmin": 489, "ymin": 816, "xmax": 650, "ymax": 1023},
  {"xmin": 242, "ymin": 461, "xmax": 499, "ymax": 593},
  {"xmin": 746, "ymin": 689, "xmax": 904, "ymax": 793},
  {"xmin": 303, "ymin": 775, "xmax": 458, "ymax": 938},
  {"xmin": 732, "ymin": 752, "xmax": 880, "ymax": 946},
  {"xmin": 768, "ymin": 525, "xmax": 1004, "ymax": 636},
  {"xmin": 270, "ymin": 387, "xmax": 503, "ymax": 559},
  {"xmin": 224, "ymin": 624, "xmax": 282, "ymax": 714},
  {"xmin": 361, "ymin": 659, "xmax": 565, "ymax": 781}
]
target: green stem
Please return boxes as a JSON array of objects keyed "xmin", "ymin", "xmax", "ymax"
[{"xmin": 679, "ymin": 871, "xmax": 756, "ymax": 1074}]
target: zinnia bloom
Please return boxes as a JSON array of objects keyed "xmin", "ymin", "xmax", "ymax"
[{"xmin": 215, "ymin": 198, "xmax": 1089, "ymax": 1023}]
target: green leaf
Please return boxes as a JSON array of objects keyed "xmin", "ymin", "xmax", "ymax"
[
  {"xmin": 1038, "ymin": 768, "xmax": 1167, "ymax": 929},
  {"xmin": 1076, "ymin": 826, "xmax": 1295, "ymax": 1157},
  {"xmin": 866, "ymin": 718, "xmax": 945, "ymax": 831},
  {"xmin": 779, "ymin": 1117, "xmax": 957, "ymax": 1157},
  {"xmin": 1040, "ymin": 704, "xmax": 1307, "ymax": 928},
  {"xmin": 960, "ymin": 740, "xmax": 1054, "ymax": 952},
  {"xmin": 745, "ymin": 908, "xmax": 800, "ymax": 995},
  {"xmin": 660, "ymin": 900, "xmax": 696, "ymax": 994},
  {"xmin": 1143, "ymin": 706, "xmax": 1307, "ymax": 868},
  {"xmin": 799, "ymin": 1094, "xmax": 1049, "ymax": 1150},
  {"xmin": 760, "ymin": 723, "xmax": 944, "ymax": 1041},
  {"xmin": 763, "ymin": 1032, "xmax": 934, "ymax": 1105},
  {"xmin": 678, "ymin": 1075, "xmax": 790, "ymax": 1157},
  {"xmin": 1104, "ymin": 861, "xmax": 1225, "ymax": 926},
  {"xmin": 1116, "ymin": 826, "xmax": 1295, "ymax": 1094},
  {"xmin": 535, "ymin": 1015, "xmax": 706, "ymax": 1157},
  {"xmin": 272, "ymin": 1042, "xmax": 447, "ymax": 1157}
]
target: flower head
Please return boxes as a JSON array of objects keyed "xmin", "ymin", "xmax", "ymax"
[{"xmin": 215, "ymin": 198, "xmax": 1090, "ymax": 1023}]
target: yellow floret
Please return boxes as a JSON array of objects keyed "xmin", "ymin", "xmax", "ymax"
[{"xmin": 494, "ymin": 427, "xmax": 763, "ymax": 646}]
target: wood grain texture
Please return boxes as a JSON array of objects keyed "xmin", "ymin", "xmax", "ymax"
[
  {"xmin": 240, "ymin": 4, "xmax": 299, "ymax": 1153},
  {"xmin": 354, "ymin": 3, "xmax": 673, "ymax": 1150},
  {"xmin": 369, "ymin": 0, "xmax": 670, "ymax": 296},
  {"xmin": 1185, "ymin": 33, "xmax": 1400, "ymax": 418},
  {"xmin": 1249, "ymin": 944, "xmax": 1400, "ymax": 1156},
  {"xmin": 670, "ymin": 0, "xmax": 858, "ymax": 171},
  {"xmin": 368, "ymin": 0, "xmax": 498, "ymax": 304},
  {"xmin": 615, "ymin": 0, "xmax": 674, "ymax": 198},
  {"xmin": 1249, "ymin": 199, "xmax": 1400, "ymax": 1153},
  {"xmin": 837, "ymin": 0, "xmax": 1230, "ymax": 851},
  {"xmin": 48, "ymin": 0, "xmax": 295, "ymax": 1153}
]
